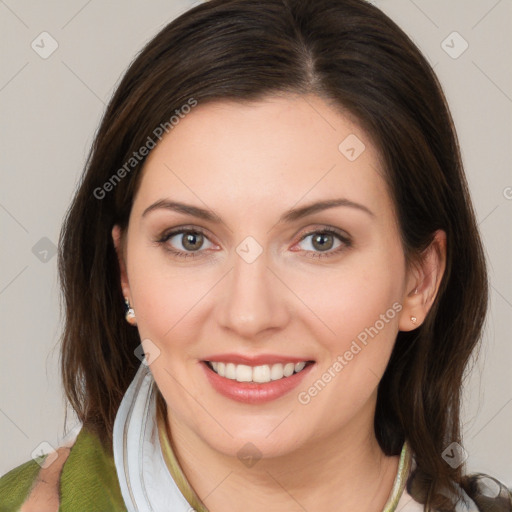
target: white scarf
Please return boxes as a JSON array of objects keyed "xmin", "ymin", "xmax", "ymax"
[{"xmin": 113, "ymin": 361, "xmax": 194, "ymax": 512}]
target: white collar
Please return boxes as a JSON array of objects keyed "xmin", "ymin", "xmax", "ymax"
[{"xmin": 113, "ymin": 361, "xmax": 193, "ymax": 511}]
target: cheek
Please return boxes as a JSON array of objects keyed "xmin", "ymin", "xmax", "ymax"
[
  {"xmin": 294, "ymin": 286, "xmax": 402, "ymax": 433},
  {"xmin": 286, "ymin": 249, "xmax": 404, "ymax": 355},
  {"xmin": 292, "ymin": 246, "xmax": 405, "ymax": 419},
  {"xmin": 126, "ymin": 245, "xmax": 213, "ymax": 348}
]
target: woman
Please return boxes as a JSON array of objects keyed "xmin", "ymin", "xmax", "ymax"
[{"xmin": 1, "ymin": 0, "xmax": 510, "ymax": 510}]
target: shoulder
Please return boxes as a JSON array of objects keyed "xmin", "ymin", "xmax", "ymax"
[
  {"xmin": 0, "ymin": 426, "xmax": 126, "ymax": 512},
  {"xmin": 0, "ymin": 446, "xmax": 71, "ymax": 512}
]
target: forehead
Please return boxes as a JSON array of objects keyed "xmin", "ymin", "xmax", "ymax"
[{"xmin": 133, "ymin": 94, "xmax": 392, "ymax": 221}]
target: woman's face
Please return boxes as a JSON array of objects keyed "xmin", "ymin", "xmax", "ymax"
[{"xmin": 114, "ymin": 94, "xmax": 418, "ymax": 459}]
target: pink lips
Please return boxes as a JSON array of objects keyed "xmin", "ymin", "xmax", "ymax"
[{"xmin": 201, "ymin": 354, "xmax": 314, "ymax": 404}]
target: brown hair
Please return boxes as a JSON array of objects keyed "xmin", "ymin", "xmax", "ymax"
[{"xmin": 58, "ymin": 0, "xmax": 488, "ymax": 509}]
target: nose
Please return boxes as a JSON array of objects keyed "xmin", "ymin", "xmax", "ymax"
[{"xmin": 217, "ymin": 247, "xmax": 290, "ymax": 339}]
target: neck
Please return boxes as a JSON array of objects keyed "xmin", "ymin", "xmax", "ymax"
[{"xmin": 165, "ymin": 395, "xmax": 400, "ymax": 512}]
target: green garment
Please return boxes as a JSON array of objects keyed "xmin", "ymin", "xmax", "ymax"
[
  {"xmin": 0, "ymin": 426, "xmax": 126, "ymax": 512},
  {"xmin": 0, "ymin": 457, "xmax": 43, "ymax": 512}
]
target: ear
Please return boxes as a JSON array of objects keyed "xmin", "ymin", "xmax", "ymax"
[
  {"xmin": 112, "ymin": 225, "xmax": 131, "ymax": 301},
  {"xmin": 398, "ymin": 229, "xmax": 447, "ymax": 331}
]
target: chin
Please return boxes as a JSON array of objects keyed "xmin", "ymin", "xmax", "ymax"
[{"xmin": 196, "ymin": 417, "xmax": 308, "ymax": 461}]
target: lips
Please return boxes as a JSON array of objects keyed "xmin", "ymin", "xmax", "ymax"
[{"xmin": 201, "ymin": 355, "xmax": 315, "ymax": 404}]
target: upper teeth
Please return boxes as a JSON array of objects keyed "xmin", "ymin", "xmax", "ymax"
[{"xmin": 210, "ymin": 361, "xmax": 307, "ymax": 383}]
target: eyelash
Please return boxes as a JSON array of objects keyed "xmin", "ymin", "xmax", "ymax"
[{"xmin": 155, "ymin": 226, "xmax": 352, "ymax": 260}]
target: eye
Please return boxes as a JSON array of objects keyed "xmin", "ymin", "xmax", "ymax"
[
  {"xmin": 156, "ymin": 227, "xmax": 215, "ymax": 259},
  {"xmin": 295, "ymin": 228, "xmax": 352, "ymax": 259}
]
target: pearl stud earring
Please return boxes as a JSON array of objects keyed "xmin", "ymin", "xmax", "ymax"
[{"xmin": 125, "ymin": 297, "xmax": 137, "ymax": 326}]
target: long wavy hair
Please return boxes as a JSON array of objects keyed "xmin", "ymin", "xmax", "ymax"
[{"xmin": 58, "ymin": 1, "xmax": 488, "ymax": 510}]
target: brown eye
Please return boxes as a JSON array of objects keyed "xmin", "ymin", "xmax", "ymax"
[
  {"xmin": 181, "ymin": 231, "xmax": 204, "ymax": 251},
  {"xmin": 157, "ymin": 227, "xmax": 215, "ymax": 258},
  {"xmin": 311, "ymin": 233, "xmax": 335, "ymax": 251},
  {"xmin": 296, "ymin": 228, "xmax": 352, "ymax": 260}
]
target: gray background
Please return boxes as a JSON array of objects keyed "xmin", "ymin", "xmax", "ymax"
[{"xmin": 1, "ymin": 0, "xmax": 511, "ymax": 485}]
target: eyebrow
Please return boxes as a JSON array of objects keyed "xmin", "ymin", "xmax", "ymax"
[{"xmin": 141, "ymin": 198, "xmax": 375, "ymax": 223}]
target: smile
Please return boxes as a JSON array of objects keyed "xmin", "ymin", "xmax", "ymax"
[{"xmin": 201, "ymin": 358, "xmax": 315, "ymax": 404}]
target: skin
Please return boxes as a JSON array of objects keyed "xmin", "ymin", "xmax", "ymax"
[{"xmin": 112, "ymin": 93, "xmax": 446, "ymax": 512}]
